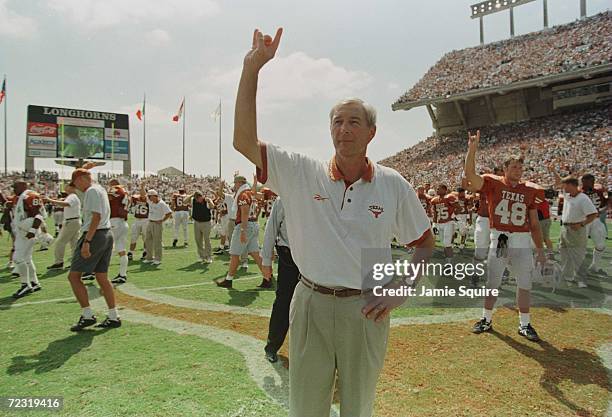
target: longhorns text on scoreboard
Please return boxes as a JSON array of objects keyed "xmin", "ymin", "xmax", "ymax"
[{"xmin": 26, "ymin": 105, "xmax": 130, "ymax": 161}]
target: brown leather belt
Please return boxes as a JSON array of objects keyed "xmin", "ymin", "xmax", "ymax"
[{"xmin": 299, "ymin": 275, "xmax": 367, "ymax": 298}]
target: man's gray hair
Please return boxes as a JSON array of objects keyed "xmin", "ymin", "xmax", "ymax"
[{"xmin": 329, "ymin": 98, "xmax": 377, "ymax": 127}]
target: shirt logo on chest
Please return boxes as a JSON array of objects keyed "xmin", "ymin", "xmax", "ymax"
[
  {"xmin": 368, "ymin": 204, "xmax": 384, "ymax": 218},
  {"xmin": 313, "ymin": 194, "xmax": 329, "ymax": 201}
]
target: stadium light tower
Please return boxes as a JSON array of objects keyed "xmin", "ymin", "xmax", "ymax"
[{"xmin": 470, "ymin": 0, "xmax": 587, "ymax": 44}]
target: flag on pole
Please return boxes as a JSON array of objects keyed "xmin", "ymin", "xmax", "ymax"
[
  {"xmin": 210, "ymin": 102, "xmax": 221, "ymax": 122},
  {"xmin": 136, "ymin": 96, "xmax": 145, "ymax": 121},
  {"xmin": 0, "ymin": 77, "xmax": 5, "ymax": 104},
  {"xmin": 172, "ymin": 98, "xmax": 185, "ymax": 122}
]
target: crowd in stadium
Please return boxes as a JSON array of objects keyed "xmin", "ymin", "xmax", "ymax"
[
  {"xmin": 394, "ymin": 11, "xmax": 611, "ymax": 105},
  {"xmin": 380, "ymin": 105, "xmax": 611, "ymax": 190}
]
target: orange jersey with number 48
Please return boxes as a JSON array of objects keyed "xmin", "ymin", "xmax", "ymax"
[{"xmin": 480, "ymin": 175, "xmax": 541, "ymax": 233}]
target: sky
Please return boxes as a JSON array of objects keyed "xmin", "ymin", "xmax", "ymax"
[{"xmin": 0, "ymin": 0, "xmax": 609, "ymax": 180}]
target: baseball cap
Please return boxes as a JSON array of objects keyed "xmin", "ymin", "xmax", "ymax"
[
  {"xmin": 147, "ymin": 189, "xmax": 159, "ymax": 196},
  {"xmin": 234, "ymin": 175, "xmax": 247, "ymax": 183},
  {"xmin": 69, "ymin": 168, "xmax": 90, "ymax": 186}
]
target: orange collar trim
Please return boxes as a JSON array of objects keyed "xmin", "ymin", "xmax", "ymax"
[{"xmin": 328, "ymin": 156, "xmax": 374, "ymax": 183}]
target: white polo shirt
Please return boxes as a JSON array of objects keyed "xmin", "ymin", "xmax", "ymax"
[
  {"xmin": 81, "ymin": 184, "xmax": 111, "ymax": 233},
  {"xmin": 63, "ymin": 194, "xmax": 81, "ymax": 220},
  {"xmin": 147, "ymin": 199, "xmax": 172, "ymax": 222},
  {"xmin": 561, "ymin": 191, "xmax": 597, "ymax": 224},
  {"xmin": 257, "ymin": 143, "xmax": 430, "ymax": 289}
]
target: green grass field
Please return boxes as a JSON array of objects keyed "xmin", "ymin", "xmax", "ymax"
[{"xmin": 0, "ymin": 217, "xmax": 610, "ymax": 416}]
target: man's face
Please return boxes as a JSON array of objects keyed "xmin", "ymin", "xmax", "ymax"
[
  {"xmin": 417, "ymin": 186, "xmax": 425, "ymax": 196},
  {"xmin": 195, "ymin": 196, "xmax": 204, "ymax": 204},
  {"xmin": 437, "ymin": 185, "xmax": 447, "ymax": 196},
  {"xmin": 562, "ymin": 183, "xmax": 578, "ymax": 194},
  {"xmin": 149, "ymin": 195, "xmax": 159, "ymax": 203},
  {"xmin": 330, "ymin": 103, "xmax": 376, "ymax": 158},
  {"xmin": 582, "ymin": 178, "xmax": 594, "ymax": 190},
  {"xmin": 74, "ymin": 175, "xmax": 92, "ymax": 192},
  {"xmin": 13, "ymin": 182, "xmax": 26, "ymax": 196},
  {"xmin": 503, "ymin": 161, "xmax": 523, "ymax": 182}
]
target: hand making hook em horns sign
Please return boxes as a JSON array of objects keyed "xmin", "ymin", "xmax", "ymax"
[{"xmin": 243, "ymin": 28, "xmax": 283, "ymax": 73}]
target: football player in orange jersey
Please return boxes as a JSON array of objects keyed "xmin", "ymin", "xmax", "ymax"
[
  {"xmin": 453, "ymin": 186, "xmax": 472, "ymax": 250},
  {"xmin": 171, "ymin": 187, "xmax": 190, "ymax": 247},
  {"xmin": 11, "ymin": 181, "xmax": 45, "ymax": 298},
  {"xmin": 429, "ymin": 184, "xmax": 460, "ymax": 262},
  {"xmin": 107, "ymin": 179, "xmax": 130, "ymax": 284},
  {"xmin": 128, "ymin": 187, "xmax": 149, "ymax": 261},
  {"xmin": 465, "ymin": 130, "xmax": 546, "ymax": 342}
]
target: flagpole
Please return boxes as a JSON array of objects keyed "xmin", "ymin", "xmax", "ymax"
[
  {"xmin": 143, "ymin": 93, "xmax": 146, "ymax": 177},
  {"xmin": 218, "ymin": 100, "xmax": 222, "ymax": 179},
  {"xmin": 3, "ymin": 75, "xmax": 7, "ymax": 175},
  {"xmin": 182, "ymin": 97, "xmax": 186, "ymax": 176}
]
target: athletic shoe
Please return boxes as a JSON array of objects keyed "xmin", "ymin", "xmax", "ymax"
[
  {"xmin": 257, "ymin": 279, "xmax": 273, "ymax": 289},
  {"xmin": 265, "ymin": 350, "xmax": 278, "ymax": 363},
  {"xmin": 111, "ymin": 275, "xmax": 127, "ymax": 284},
  {"xmin": 577, "ymin": 281, "xmax": 588, "ymax": 288},
  {"xmin": 47, "ymin": 262, "xmax": 64, "ymax": 270},
  {"xmin": 6, "ymin": 261, "xmax": 14, "ymax": 269},
  {"xmin": 204, "ymin": 258, "xmax": 213, "ymax": 264},
  {"xmin": 81, "ymin": 273, "xmax": 95, "ymax": 281},
  {"xmin": 152, "ymin": 260, "xmax": 161, "ymax": 266},
  {"xmin": 140, "ymin": 251, "xmax": 147, "ymax": 260},
  {"xmin": 127, "ymin": 252, "xmax": 133, "ymax": 261},
  {"xmin": 183, "ymin": 242, "xmax": 188, "ymax": 247},
  {"xmin": 142, "ymin": 259, "xmax": 153, "ymax": 264},
  {"xmin": 588, "ymin": 266, "xmax": 605, "ymax": 275},
  {"xmin": 240, "ymin": 261, "xmax": 248, "ymax": 271},
  {"xmin": 172, "ymin": 239, "xmax": 178, "ymax": 248},
  {"xmin": 96, "ymin": 317, "xmax": 122, "ymax": 329},
  {"xmin": 471, "ymin": 318, "xmax": 492, "ymax": 334},
  {"xmin": 30, "ymin": 283, "xmax": 42, "ymax": 292},
  {"xmin": 518, "ymin": 323, "xmax": 540, "ymax": 342},
  {"xmin": 216, "ymin": 279, "xmax": 233, "ymax": 288},
  {"xmin": 11, "ymin": 272, "xmax": 19, "ymax": 278},
  {"xmin": 12, "ymin": 284, "xmax": 32, "ymax": 299},
  {"xmin": 213, "ymin": 248, "xmax": 225, "ymax": 255},
  {"xmin": 70, "ymin": 315, "xmax": 97, "ymax": 332}
]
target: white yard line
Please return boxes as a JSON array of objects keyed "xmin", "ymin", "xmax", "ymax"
[
  {"xmin": 0, "ymin": 296, "xmax": 75, "ymax": 309},
  {"xmin": 144, "ymin": 276, "xmax": 260, "ymax": 291}
]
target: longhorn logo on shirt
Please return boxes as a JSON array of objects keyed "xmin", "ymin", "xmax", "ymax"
[
  {"xmin": 368, "ymin": 204, "xmax": 384, "ymax": 218},
  {"xmin": 313, "ymin": 194, "xmax": 329, "ymax": 201}
]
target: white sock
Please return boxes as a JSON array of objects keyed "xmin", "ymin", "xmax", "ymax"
[
  {"xmin": 119, "ymin": 255, "xmax": 128, "ymax": 276},
  {"xmin": 82, "ymin": 307, "xmax": 94, "ymax": 319},
  {"xmin": 226, "ymin": 274, "xmax": 234, "ymax": 281},
  {"xmin": 519, "ymin": 312, "xmax": 530, "ymax": 327},
  {"xmin": 483, "ymin": 309, "xmax": 493, "ymax": 322},
  {"xmin": 108, "ymin": 308, "xmax": 119, "ymax": 321}
]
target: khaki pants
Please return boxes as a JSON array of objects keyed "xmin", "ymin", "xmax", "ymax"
[
  {"xmin": 559, "ymin": 225, "xmax": 587, "ymax": 281},
  {"xmin": 54, "ymin": 219, "xmax": 81, "ymax": 264},
  {"xmin": 194, "ymin": 220, "xmax": 212, "ymax": 261},
  {"xmin": 289, "ymin": 281, "xmax": 389, "ymax": 417},
  {"xmin": 145, "ymin": 222, "xmax": 163, "ymax": 261}
]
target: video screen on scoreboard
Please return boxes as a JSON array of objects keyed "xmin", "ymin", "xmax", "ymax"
[{"xmin": 56, "ymin": 125, "xmax": 105, "ymax": 159}]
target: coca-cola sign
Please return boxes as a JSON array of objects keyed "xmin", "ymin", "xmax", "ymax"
[{"xmin": 27, "ymin": 122, "xmax": 57, "ymax": 137}]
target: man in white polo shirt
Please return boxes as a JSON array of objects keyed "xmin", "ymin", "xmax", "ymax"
[
  {"xmin": 45, "ymin": 183, "xmax": 81, "ymax": 270},
  {"xmin": 143, "ymin": 186, "xmax": 172, "ymax": 266},
  {"xmin": 548, "ymin": 169, "xmax": 599, "ymax": 288},
  {"xmin": 232, "ymin": 28, "xmax": 433, "ymax": 417}
]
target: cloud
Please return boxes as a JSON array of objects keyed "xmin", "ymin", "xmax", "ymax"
[
  {"xmin": 201, "ymin": 51, "xmax": 373, "ymax": 112},
  {"xmin": 0, "ymin": 0, "xmax": 37, "ymax": 38},
  {"xmin": 145, "ymin": 29, "xmax": 171, "ymax": 46},
  {"xmin": 45, "ymin": 0, "xmax": 219, "ymax": 29}
]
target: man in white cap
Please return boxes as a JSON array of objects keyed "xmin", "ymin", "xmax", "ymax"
[{"xmin": 142, "ymin": 183, "xmax": 172, "ymax": 266}]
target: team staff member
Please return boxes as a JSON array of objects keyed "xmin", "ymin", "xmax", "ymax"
[
  {"xmin": 549, "ymin": 169, "xmax": 599, "ymax": 288},
  {"xmin": 45, "ymin": 184, "xmax": 81, "ymax": 270},
  {"xmin": 232, "ymin": 28, "xmax": 433, "ymax": 417},
  {"xmin": 261, "ymin": 198, "xmax": 298, "ymax": 363},
  {"xmin": 67, "ymin": 168, "xmax": 120, "ymax": 331},
  {"xmin": 143, "ymin": 189, "xmax": 172, "ymax": 266},
  {"xmin": 188, "ymin": 190, "xmax": 214, "ymax": 264}
]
